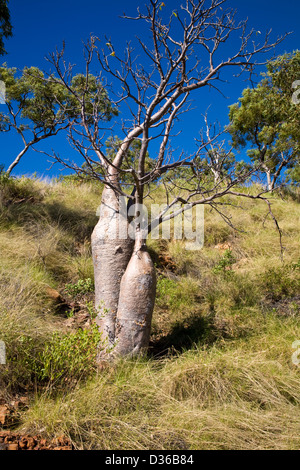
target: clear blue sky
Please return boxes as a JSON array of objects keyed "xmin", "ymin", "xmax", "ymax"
[{"xmin": 1, "ymin": 0, "xmax": 300, "ymax": 177}]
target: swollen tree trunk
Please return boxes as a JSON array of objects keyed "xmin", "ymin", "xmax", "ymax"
[
  {"xmin": 92, "ymin": 185, "xmax": 157, "ymax": 359},
  {"xmin": 91, "ymin": 186, "xmax": 134, "ymax": 350},
  {"xmin": 113, "ymin": 232, "xmax": 156, "ymax": 357}
]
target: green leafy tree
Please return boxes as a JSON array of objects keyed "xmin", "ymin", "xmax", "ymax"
[
  {"xmin": 228, "ymin": 51, "xmax": 300, "ymax": 191},
  {"xmin": 0, "ymin": 65, "xmax": 116, "ymax": 174},
  {"xmin": 286, "ymin": 164, "xmax": 300, "ymax": 186},
  {"xmin": 0, "ymin": 0, "xmax": 12, "ymax": 56}
]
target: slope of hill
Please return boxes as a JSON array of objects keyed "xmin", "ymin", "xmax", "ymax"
[{"xmin": 0, "ymin": 175, "xmax": 299, "ymax": 450}]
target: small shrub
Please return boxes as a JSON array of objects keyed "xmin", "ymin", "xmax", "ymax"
[
  {"xmin": 212, "ymin": 250, "xmax": 236, "ymax": 275},
  {"xmin": 260, "ymin": 265, "xmax": 299, "ymax": 302},
  {"xmin": 86, "ymin": 301, "xmax": 98, "ymax": 319},
  {"xmin": 65, "ymin": 278, "xmax": 94, "ymax": 297},
  {"xmin": 34, "ymin": 324, "xmax": 102, "ymax": 385},
  {"xmin": 292, "ymin": 259, "xmax": 300, "ymax": 271}
]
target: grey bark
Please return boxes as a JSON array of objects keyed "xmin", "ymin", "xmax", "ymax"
[
  {"xmin": 114, "ymin": 232, "xmax": 156, "ymax": 357},
  {"xmin": 6, "ymin": 147, "xmax": 30, "ymax": 176},
  {"xmin": 266, "ymin": 169, "xmax": 273, "ymax": 192},
  {"xmin": 91, "ymin": 186, "xmax": 134, "ymax": 351}
]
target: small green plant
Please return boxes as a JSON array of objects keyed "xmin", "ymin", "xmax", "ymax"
[
  {"xmin": 156, "ymin": 276, "xmax": 197, "ymax": 312},
  {"xmin": 66, "ymin": 308, "xmax": 75, "ymax": 319},
  {"xmin": 65, "ymin": 278, "xmax": 94, "ymax": 297},
  {"xmin": 260, "ymin": 265, "xmax": 299, "ymax": 301},
  {"xmin": 157, "ymin": 277, "xmax": 178, "ymax": 298},
  {"xmin": 86, "ymin": 301, "xmax": 98, "ymax": 319},
  {"xmin": 212, "ymin": 249, "xmax": 236, "ymax": 275},
  {"xmin": 34, "ymin": 324, "xmax": 102, "ymax": 385},
  {"xmin": 292, "ymin": 259, "xmax": 300, "ymax": 271}
]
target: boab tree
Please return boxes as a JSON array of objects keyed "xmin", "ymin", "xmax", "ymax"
[{"xmin": 46, "ymin": 0, "xmax": 284, "ymax": 358}]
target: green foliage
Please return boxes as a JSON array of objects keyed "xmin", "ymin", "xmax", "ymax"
[
  {"xmin": 0, "ymin": 65, "xmax": 117, "ymax": 173},
  {"xmin": 64, "ymin": 278, "xmax": 94, "ymax": 297},
  {"xmin": 0, "ymin": 163, "xmax": 9, "ymax": 182},
  {"xmin": 156, "ymin": 276, "xmax": 197, "ymax": 313},
  {"xmin": 212, "ymin": 249, "xmax": 236, "ymax": 275},
  {"xmin": 286, "ymin": 164, "xmax": 300, "ymax": 186},
  {"xmin": 228, "ymin": 51, "xmax": 300, "ymax": 187},
  {"xmin": 0, "ymin": 66, "xmax": 116, "ymax": 132},
  {"xmin": 0, "ymin": 0, "xmax": 12, "ymax": 56},
  {"xmin": 259, "ymin": 265, "xmax": 299, "ymax": 302},
  {"xmin": 69, "ymin": 74, "xmax": 117, "ymax": 124},
  {"xmin": 34, "ymin": 324, "xmax": 102, "ymax": 384},
  {"xmin": 85, "ymin": 300, "xmax": 98, "ymax": 320}
]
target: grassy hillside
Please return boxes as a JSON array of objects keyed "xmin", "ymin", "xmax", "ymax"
[{"xmin": 0, "ymin": 175, "xmax": 299, "ymax": 450}]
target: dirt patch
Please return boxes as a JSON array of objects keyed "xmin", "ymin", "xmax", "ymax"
[{"xmin": 265, "ymin": 295, "xmax": 300, "ymax": 317}]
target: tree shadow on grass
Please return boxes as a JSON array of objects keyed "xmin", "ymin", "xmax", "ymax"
[
  {"xmin": 1, "ymin": 197, "xmax": 98, "ymax": 244},
  {"xmin": 149, "ymin": 313, "xmax": 219, "ymax": 359},
  {"xmin": 45, "ymin": 201, "xmax": 98, "ymax": 242}
]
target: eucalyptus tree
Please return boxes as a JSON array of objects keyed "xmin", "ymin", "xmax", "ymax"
[
  {"xmin": 0, "ymin": 0, "xmax": 12, "ymax": 56},
  {"xmin": 228, "ymin": 51, "xmax": 300, "ymax": 191},
  {"xmin": 0, "ymin": 65, "xmax": 116, "ymax": 174},
  {"xmin": 46, "ymin": 0, "xmax": 284, "ymax": 358}
]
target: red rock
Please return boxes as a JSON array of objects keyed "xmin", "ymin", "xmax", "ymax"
[
  {"xmin": 45, "ymin": 287, "xmax": 63, "ymax": 303},
  {"xmin": 7, "ymin": 443, "xmax": 18, "ymax": 450},
  {"xmin": 26, "ymin": 437, "xmax": 36, "ymax": 450},
  {"xmin": 4, "ymin": 434, "xmax": 15, "ymax": 444},
  {"xmin": 0, "ymin": 405, "xmax": 9, "ymax": 425},
  {"xmin": 0, "ymin": 431, "xmax": 72, "ymax": 451},
  {"xmin": 18, "ymin": 437, "xmax": 28, "ymax": 450},
  {"xmin": 19, "ymin": 396, "xmax": 29, "ymax": 405}
]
